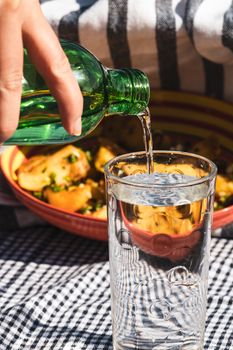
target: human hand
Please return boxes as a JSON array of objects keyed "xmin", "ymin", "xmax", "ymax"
[{"xmin": 0, "ymin": 0, "xmax": 83, "ymax": 143}]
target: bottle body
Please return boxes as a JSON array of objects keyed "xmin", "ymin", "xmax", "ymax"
[{"xmin": 5, "ymin": 40, "xmax": 150, "ymax": 145}]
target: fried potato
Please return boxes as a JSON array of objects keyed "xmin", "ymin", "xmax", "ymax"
[
  {"xmin": 133, "ymin": 205, "xmax": 194, "ymax": 235},
  {"xmin": 44, "ymin": 184, "xmax": 92, "ymax": 212},
  {"xmin": 119, "ymin": 163, "xmax": 148, "ymax": 175},
  {"xmin": 216, "ymin": 175, "xmax": 233, "ymax": 197},
  {"xmin": 16, "ymin": 155, "xmax": 50, "ymax": 192},
  {"xmin": 154, "ymin": 163, "xmax": 208, "ymax": 178},
  {"xmin": 17, "ymin": 145, "xmax": 90, "ymax": 191},
  {"xmin": 15, "ymin": 132, "xmax": 233, "ymax": 217},
  {"xmin": 119, "ymin": 162, "xmax": 207, "ymax": 178},
  {"xmin": 86, "ymin": 179, "xmax": 105, "ymax": 202},
  {"xmin": 94, "ymin": 138, "xmax": 124, "ymax": 173},
  {"xmin": 132, "ymin": 198, "xmax": 206, "ymax": 236}
]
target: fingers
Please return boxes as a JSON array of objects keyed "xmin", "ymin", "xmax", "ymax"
[
  {"xmin": 0, "ymin": 0, "xmax": 83, "ymax": 143},
  {"xmin": 0, "ymin": 7, "xmax": 23, "ymax": 143},
  {"xmin": 22, "ymin": 2, "xmax": 83, "ymax": 136}
]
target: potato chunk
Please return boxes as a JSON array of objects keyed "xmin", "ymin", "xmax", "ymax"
[
  {"xmin": 44, "ymin": 184, "xmax": 92, "ymax": 212},
  {"xmin": 216, "ymin": 175, "xmax": 233, "ymax": 197},
  {"xmin": 17, "ymin": 145, "xmax": 90, "ymax": 191},
  {"xmin": 94, "ymin": 138, "xmax": 124, "ymax": 173},
  {"xmin": 16, "ymin": 155, "xmax": 50, "ymax": 192}
]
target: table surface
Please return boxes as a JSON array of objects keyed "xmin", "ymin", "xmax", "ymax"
[{"xmin": 0, "ymin": 224, "xmax": 232, "ymax": 350}]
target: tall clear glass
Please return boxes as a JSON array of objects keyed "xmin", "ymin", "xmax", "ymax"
[{"xmin": 104, "ymin": 151, "xmax": 217, "ymax": 350}]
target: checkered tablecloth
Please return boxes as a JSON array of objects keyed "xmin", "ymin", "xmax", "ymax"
[
  {"xmin": 0, "ymin": 169, "xmax": 232, "ymax": 349},
  {"xmin": 0, "ymin": 226, "xmax": 232, "ymax": 349}
]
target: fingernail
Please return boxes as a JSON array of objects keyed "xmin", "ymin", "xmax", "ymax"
[{"xmin": 72, "ymin": 119, "xmax": 82, "ymax": 136}]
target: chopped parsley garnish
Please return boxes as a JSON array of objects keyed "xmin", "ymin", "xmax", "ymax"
[
  {"xmin": 63, "ymin": 176, "xmax": 71, "ymax": 183},
  {"xmin": 79, "ymin": 205, "xmax": 92, "ymax": 214},
  {"xmin": 49, "ymin": 172, "xmax": 57, "ymax": 184},
  {"xmin": 33, "ymin": 191, "xmax": 43, "ymax": 200},
  {"xmin": 66, "ymin": 154, "xmax": 78, "ymax": 163},
  {"xmin": 50, "ymin": 184, "xmax": 62, "ymax": 192},
  {"xmin": 72, "ymin": 180, "xmax": 82, "ymax": 186},
  {"xmin": 94, "ymin": 201, "xmax": 103, "ymax": 210}
]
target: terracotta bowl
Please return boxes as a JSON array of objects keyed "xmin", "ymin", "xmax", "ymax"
[
  {"xmin": 125, "ymin": 219, "xmax": 202, "ymax": 262},
  {"xmin": 1, "ymin": 91, "xmax": 233, "ymax": 240},
  {"xmin": 0, "ymin": 145, "xmax": 108, "ymax": 241}
]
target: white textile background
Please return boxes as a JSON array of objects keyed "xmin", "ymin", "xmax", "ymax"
[{"xmin": 40, "ymin": 0, "xmax": 233, "ymax": 102}]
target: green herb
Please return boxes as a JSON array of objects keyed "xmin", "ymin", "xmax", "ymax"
[
  {"xmin": 66, "ymin": 154, "xmax": 78, "ymax": 163},
  {"xmin": 33, "ymin": 191, "xmax": 43, "ymax": 200},
  {"xmin": 214, "ymin": 202, "xmax": 224, "ymax": 210},
  {"xmin": 51, "ymin": 185, "xmax": 62, "ymax": 192},
  {"xmin": 79, "ymin": 205, "xmax": 92, "ymax": 214},
  {"xmin": 63, "ymin": 176, "xmax": 71, "ymax": 183},
  {"xmin": 93, "ymin": 201, "xmax": 104, "ymax": 211},
  {"xmin": 49, "ymin": 172, "xmax": 57, "ymax": 184},
  {"xmin": 219, "ymin": 196, "xmax": 227, "ymax": 204},
  {"xmin": 72, "ymin": 180, "xmax": 82, "ymax": 186}
]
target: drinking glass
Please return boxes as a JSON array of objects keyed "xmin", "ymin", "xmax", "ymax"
[{"xmin": 104, "ymin": 151, "xmax": 217, "ymax": 350}]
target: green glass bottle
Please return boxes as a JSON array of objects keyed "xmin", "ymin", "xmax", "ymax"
[{"xmin": 4, "ymin": 40, "xmax": 150, "ymax": 145}]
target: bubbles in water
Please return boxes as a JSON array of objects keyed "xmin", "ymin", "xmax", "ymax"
[
  {"xmin": 114, "ymin": 172, "xmax": 208, "ymax": 206},
  {"xmin": 125, "ymin": 172, "xmax": 197, "ymax": 185}
]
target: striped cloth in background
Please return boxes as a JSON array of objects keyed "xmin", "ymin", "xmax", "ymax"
[{"xmin": 40, "ymin": 0, "xmax": 233, "ymax": 103}]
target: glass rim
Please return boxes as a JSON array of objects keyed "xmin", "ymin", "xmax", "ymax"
[{"xmin": 104, "ymin": 150, "xmax": 217, "ymax": 189}]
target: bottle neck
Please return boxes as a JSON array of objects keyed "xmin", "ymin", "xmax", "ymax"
[{"xmin": 106, "ymin": 68, "xmax": 150, "ymax": 116}]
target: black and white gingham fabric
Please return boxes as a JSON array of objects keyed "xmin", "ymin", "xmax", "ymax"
[
  {"xmin": 0, "ymin": 145, "xmax": 232, "ymax": 349},
  {"xmin": 0, "ymin": 227, "xmax": 111, "ymax": 350},
  {"xmin": 40, "ymin": 0, "xmax": 233, "ymax": 103},
  {"xmin": 0, "ymin": 165, "xmax": 232, "ymax": 349},
  {"xmin": 0, "ymin": 225, "xmax": 232, "ymax": 349}
]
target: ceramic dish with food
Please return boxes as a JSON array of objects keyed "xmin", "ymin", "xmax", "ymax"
[
  {"xmin": 0, "ymin": 138, "xmax": 118, "ymax": 241},
  {"xmin": 1, "ymin": 91, "xmax": 233, "ymax": 240}
]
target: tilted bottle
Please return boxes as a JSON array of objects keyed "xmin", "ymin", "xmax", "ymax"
[{"xmin": 4, "ymin": 40, "xmax": 150, "ymax": 145}]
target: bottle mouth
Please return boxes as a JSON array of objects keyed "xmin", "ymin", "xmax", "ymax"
[
  {"xmin": 121, "ymin": 68, "xmax": 150, "ymax": 114},
  {"xmin": 107, "ymin": 68, "xmax": 150, "ymax": 116}
]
